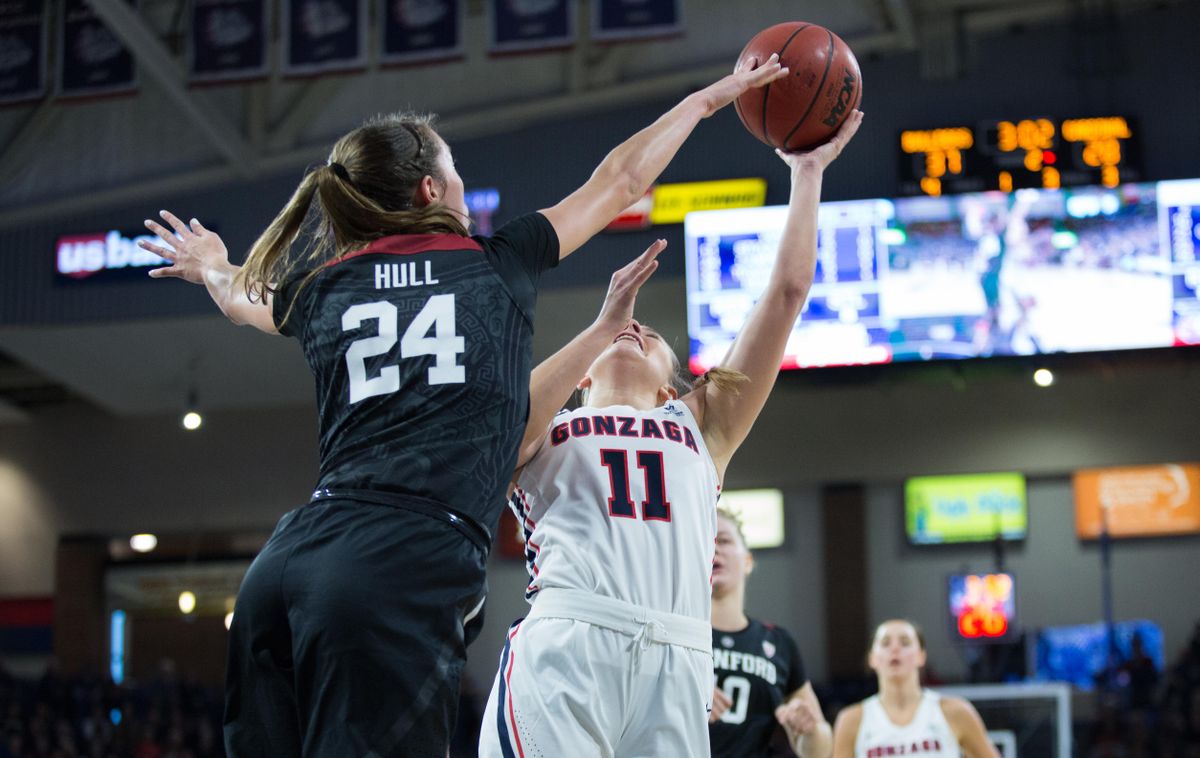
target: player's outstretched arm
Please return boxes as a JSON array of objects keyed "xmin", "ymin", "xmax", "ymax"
[
  {"xmin": 686, "ymin": 111, "xmax": 862, "ymax": 476},
  {"xmin": 775, "ymin": 683, "xmax": 833, "ymax": 758},
  {"xmin": 540, "ymin": 56, "xmax": 787, "ymax": 260},
  {"xmin": 830, "ymin": 703, "xmax": 862, "ymax": 758},
  {"xmin": 140, "ymin": 211, "xmax": 278, "ymax": 334},
  {"xmin": 942, "ymin": 697, "xmax": 1001, "ymax": 758},
  {"xmin": 513, "ymin": 240, "xmax": 666, "ymax": 472}
]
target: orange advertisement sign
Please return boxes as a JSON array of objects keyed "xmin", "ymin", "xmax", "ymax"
[{"xmin": 1074, "ymin": 463, "xmax": 1200, "ymax": 538}]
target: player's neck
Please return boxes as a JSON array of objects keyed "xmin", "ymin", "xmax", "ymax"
[
  {"xmin": 879, "ymin": 677, "xmax": 923, "ymax": 712},
  {"xmin": 584, "ymin": 385, "xmax": 659, "ymax": 411},
  {"xmin": 711, "ymin": 588, "xmax": 749, "ymax": 632}
]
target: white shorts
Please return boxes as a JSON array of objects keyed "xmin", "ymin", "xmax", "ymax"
[{"xmin": 478, "ymin": 588, "xmax": 713, "ymax": 758}]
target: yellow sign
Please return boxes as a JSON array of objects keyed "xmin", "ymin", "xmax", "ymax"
[{"xmin": 649, "ymin": 178, "xmax": 767, "ymax": 225}]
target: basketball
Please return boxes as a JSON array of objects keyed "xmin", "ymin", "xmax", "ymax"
[{"xmin": 734, "ymin": 22, "xmax": 863, "ymax": 151}]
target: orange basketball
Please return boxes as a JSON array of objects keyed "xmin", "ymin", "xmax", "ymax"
[{"xmin": 734, "ymin": 22, "xmax": 863, "ymax": 151}]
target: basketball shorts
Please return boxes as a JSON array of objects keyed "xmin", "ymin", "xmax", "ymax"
[
  {"xmin": 478, "ymin": 588, "xmax": 713, "ymax": 758},
  {"xmin": 223, "ymin": 494, "xmax": 488, "ymax": 757}
]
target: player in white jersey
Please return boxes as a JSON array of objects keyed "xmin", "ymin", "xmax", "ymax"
[
  {"xmin": 479, "ymin": 109, "xmax": 864, "ymax": 758},
  {"xmin": 832, "ymin": 620, "xmax": 999, "ymax": 758}
]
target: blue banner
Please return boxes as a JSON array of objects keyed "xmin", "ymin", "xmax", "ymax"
[
  {"xmin": 593, "ymin": 0, "xmax": 682, "ymax": 41},
  {"xmin": 283, "ymin": 0, "xmax": 367, "ymax": 75},
  {"xmin": 0, "ymin": 1, "xmax": 45, "ymax": 104},
  {"xmin": 58, "ymin": 0, "xmax": 137, "ymax": 98},
  {"xmin": 190, "ymin": 0, "xmax": 269, "ymax": 83},
  {"xmin": 382, "ymin": 0, "xmax": 463, "ymax": 65},
  {"xmin": 490, "ymin": 0, "xmax": 574, "ymax": 54}
]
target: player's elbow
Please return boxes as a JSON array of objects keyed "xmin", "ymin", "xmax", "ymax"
[{"xmin": 774, "ymin": 280, "xmax": 812, "ymax": 310}]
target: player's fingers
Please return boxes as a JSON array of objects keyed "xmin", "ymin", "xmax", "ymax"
[
  {"xmin": 748, "ymin": 58, "xmax": 784, "ymax": 84},
  {"xmin": 142, "ymin": 221, "xmax": 181, "ymax": 253},
  {"xmin": 836, "ymin": 109, "xmax": 864, "ymax": 145},
  {"xmin": 734, "ymin": 54, "xmax": 762, "ymax": 74},
  {"xmin": 638, "ymin": 239, "xmax": 667, "ymax": 264},
  {"xmin": 147, "ymin": 266, "xmax": 177, "ymax": 279},
  {"xmin": 714, "ymin": 688, "xmax": 733, "ymax": 708},
  {"xmin": 189, "ymin": 217, "xmax": 208, "ymax": 235},
  {"xmin": 626, "ymin": 259, "xmax": 659, "ymax": 290},
  {"xmin": 137, "ymin": 239, "xmax": 175, "ymax": 259},
  {"xmin": 159, "ymin": 209, "xmax": 193, "ymax": 238}
]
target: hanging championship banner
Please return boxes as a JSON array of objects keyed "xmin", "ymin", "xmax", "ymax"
[
  {"xmin": 58, "ymin": 0, "xmax": 137, "ymax": 98},
  {"xmin": 382, "ymin": 0, "xmax": 463, "ymax": 65},
  {"xmin": 190, "ymin": 0, "xmax": 269, "ymax": 83},
  {"xmin": 489, "ymin": 0, "xmax": 574, "ymax": 54},
  {"xmin": 592, "ymin": 0, "xmax": 682, "ymax": 41},
  {"xmin": 282, "ymin": 0, "xmax": 367, "ymax": 76},
  {"xmin": 0, "ymin": 1, "xmax": 46, "ymax": 104}
]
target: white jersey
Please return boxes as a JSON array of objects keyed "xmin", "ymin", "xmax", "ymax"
[
  {"xmin": 856, "ymin": 690, "xmax": 961, "ymax": 758},
  {"xmin": 511, "ymin": 401, "xmax": 721, "ymax": 621}
]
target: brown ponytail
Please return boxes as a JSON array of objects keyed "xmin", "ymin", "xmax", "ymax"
[{"xmin": 235, "ymin": 112, "xmax": 470, "ymax": 328}]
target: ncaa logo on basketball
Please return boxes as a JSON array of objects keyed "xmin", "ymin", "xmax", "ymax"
[
  {"xmin": 762, "ymin": 640, "xmax": 776, "ymax": 658},
  {"xmin": 821, "ymin": 68, "xmax": 857, "ymax": 128}
]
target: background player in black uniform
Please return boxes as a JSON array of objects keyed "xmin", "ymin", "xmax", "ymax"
[
  {"xmin": 138, "ymin": 56, "xmax": 785, "ymax": 758},
  {"xmin": 711, "ymin": 508, "xmax": 833, "ymax": 757}
]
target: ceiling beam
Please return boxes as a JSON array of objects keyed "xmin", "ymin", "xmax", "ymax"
[
  {"xmin": 0, "ymin": 97, "xmax": 64, "ymax": 187},
  {"xmin": 265, "ymin": 79, "xmax": 344, "ymax": 153},
  {"xmin": 884, "ymin": 0, "xmax": 918, "ymax": 49},
  {"xmin": 88, "ymin": 0, "xmax": 258, "ymax": 176},
  {"xmin": 0, "ymin": 30, "xmax": 904, "ymax": 229}
]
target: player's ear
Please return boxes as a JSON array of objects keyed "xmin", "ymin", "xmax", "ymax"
[
  {"xmin": 577, "ymin": 375, "xmax": 593, "ymax": 392},
  {"xmin": 413, "ymin": 174, "xmax": 438, "ymax": 207},
  {"xmin": 743, "ymin": 551, "xmax": 754, "ymax": 576}
]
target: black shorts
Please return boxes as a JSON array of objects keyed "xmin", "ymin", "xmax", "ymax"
[{"xmin": 223, "ymin": 495, "xmax": 488, "ymax": 757}]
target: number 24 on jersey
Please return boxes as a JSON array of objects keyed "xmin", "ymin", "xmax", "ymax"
[{"xmin": 341, "ymin": 295, "xmax": 465, "ymax": 403}]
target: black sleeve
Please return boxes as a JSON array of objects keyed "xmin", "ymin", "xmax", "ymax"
[
  {"xmin": 271, "ymin": 269, "xmax": 315, "ymax": 338},
  {"xmin": 781, "ymin": 628, "xmax": 808, "ymax": 694},
  {"xmin": 474, "ymin": 212, "xmax": 560, "ymax": 320}
]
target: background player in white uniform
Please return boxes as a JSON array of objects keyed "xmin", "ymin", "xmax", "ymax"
[
  {"xmin": 480, "ymin": 109, "xmax": 864, "ymax": 758},
  {"xmin": 832, "ymin": 620, "xmax": 999, "ymax": 758},
  {"xmin": 709, "ymin": 508, "xmax": 831, "ymax": 757}
]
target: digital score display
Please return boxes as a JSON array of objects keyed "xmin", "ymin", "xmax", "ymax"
[
  {"xmin": 948, "ymin": 572, "xmax": 1017, "ymax": 641},
  {"xmin": 899, "ymin": 116, "xmax": 1138, "ymax": 197}
]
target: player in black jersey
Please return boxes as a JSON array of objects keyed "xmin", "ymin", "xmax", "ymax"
[
  {"xmin": 710, "ymin": 508, "xmax": 832, "ymax": 757},
  {"xmin": 139, "ymin": 57, "xmax": 787, "ymax": 758}
]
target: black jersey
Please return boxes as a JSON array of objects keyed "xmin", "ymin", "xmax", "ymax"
[
  {"xmin": 710, "ymin": 618, "xmax": 809, "ymax": 757},
  {"xmin": 272, "ymin": 213, "xmax": 558, "ymax": 535}
]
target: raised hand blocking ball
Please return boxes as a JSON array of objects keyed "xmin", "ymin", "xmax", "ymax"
[{"xmin": 734, "ymin": 22, "xmax": 862, "ymax": 151}]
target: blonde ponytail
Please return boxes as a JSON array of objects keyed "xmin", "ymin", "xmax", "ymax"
[{"xmin": 693, "ymin": 366, "xmax": 749, "ymax": 395}]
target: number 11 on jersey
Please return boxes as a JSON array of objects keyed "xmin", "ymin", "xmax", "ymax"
[
  {"xmin": 342, "ymin": 295, "xmax": 466, "ymax": 403},
  {"xmin": 599, "ymin": 449, "xmax": 671, "ymax": 522}
]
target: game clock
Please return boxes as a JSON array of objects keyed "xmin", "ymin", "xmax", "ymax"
[{"xmin": 899, "ymin": 115, "xmax": 1138, "ymax": 197}]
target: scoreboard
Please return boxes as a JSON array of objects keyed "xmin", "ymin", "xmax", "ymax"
[{"xmin": 899, "ymin": 116, "xmax": 1138, "ymax": 196}]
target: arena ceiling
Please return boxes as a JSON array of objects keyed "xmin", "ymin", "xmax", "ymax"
[{"xmin": 0, "ymin": 0, "xmax": 1184, "ymax": 422}]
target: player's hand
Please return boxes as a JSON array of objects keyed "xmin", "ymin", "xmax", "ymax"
[
  {"xmin": 709, "ymin": 687, "xmax": 733, "ymax": 723},
  {"xmin": 775, "ymin": 109, "xmax": 863, "ymax": 174},
  {"xmin": 594, "ymin": 239, "xmax": 666, "ymax": 334},
  {"xmin": 697, "ymin": 53, "xmax": 788, "ymax": 118},
  {"xmin": 774, "ymin": 698, "xmax": 820, "ymax": 736},
  {"xmin": 140, "ymin": 210, "xmax": 230, "ymax": 285}
]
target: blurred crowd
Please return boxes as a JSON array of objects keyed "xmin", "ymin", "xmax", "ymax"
[
  {"xmin": 2, "ymin": 620, "xmax": 1199, "ymax": 757},
  {"xmin": 1087, "ymin": 622, "xmax": 1200, "ymax": 758},
  {"xmin": 0, "ymin": 661, "xmax": 221, "ymax": 758}
]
